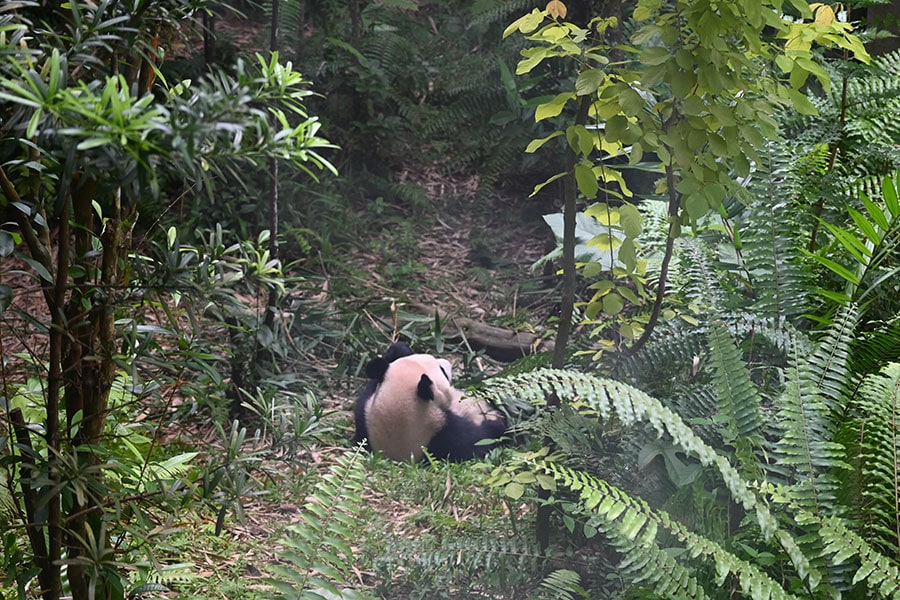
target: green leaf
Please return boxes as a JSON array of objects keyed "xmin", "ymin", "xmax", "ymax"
[
  {"xmin": 619, "ymin": 203, "xmax": 642, "ymax": 238},
  {"xmin": 633, "ymin": 2, "xmax": 659, "ymax": 21},
  {"xmin": 618, "ymin": 87, "xmax": 645, "ymax": 116},
  {"xmin": 684, "ymin": 192, "xmax": 708, "ymax": 221},
  {"xmin": 811, "ymin": 254, "xmax": 860, "ymax": 286},
  {"xmin": 0, "ymin": 284, "xmax": 12, "ymax": 314},
  {"xmin": 860, "ymin": 193, "xmax": 889, "ymax": 230},
  {"xmin": 619, "ymin": 239, "xmax": 637, "ymax": 273},
  {"xmin": 582, "ymin": 262, "xmax": 603, "ymax": 278},
  {"xmin": 576, "ymin": 68, "xmax": 606, "ymax": 96},
  {"xmin": 531, "ymin": 171, "xmax": 568, "ymax": 196},
  {"xmin": 535, "ymin": 92, "xmax": 575, "ymax": 121},
  {"xmin": 566, "ymin": 125, "xmax": 594, "ymax": 156},
  {"xmin": 525, "ymin": 131, "xmax": 564, "ymax": 153},
  {"xmin": 17, "ymin": 254, "xmax": 53, "ymax": 282},
  {"xmin": 505, "ymin": 481, "xmax": 525, "ymax": 500},
  {"xmin": 517, "ymin": 47, "xmax": 552, "ymax": 75},
  {"xmin": 847, "ymin": 206, "xmax": 880, "ymax": 244},
  {"xmin": 822, "ymin": 221, "xmax": 870, "ymax": 261},
  {"xmin": 575, "ymin": 161, "xmax": 599, "ymax": 199},
  {"xmin": 503, "ymin": 8, "xmax": 544, "ymax": 38},
  {"xmin": 0, "ymin": 231, "xmax": 14, "ymax": 257},
  {"xmin": 882, "ymin": 172, "xmax": 899, "ymax": 218},
  {"xmin": 604, "ymin": 115, "xmax": 629, "ymax": 142},
  {"xmin": 602, "ymin": 292, "xmax": 624, "ymax": 315}
]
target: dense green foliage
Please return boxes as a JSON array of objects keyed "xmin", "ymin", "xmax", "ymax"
[{"xmin": 2, "ymin": 0, "xmax": 900, "ymax": 599}]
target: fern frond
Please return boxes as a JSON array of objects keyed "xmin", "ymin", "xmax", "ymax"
[
  {"xmin": 535, "ymin": 460, "xmax": 796, "ymax": 600},
  {"xmin": 725, "ymin": 312, "xmax": 807, "ymax": 355},
  {"xmin": 738, "ymin": 144, "xmax": 816, "ymax": 319},
  {"xmin": 537, "ymin": 569, "xmax": 589, "ymax": 600},
  {"xmin": 853, "ymin": 362, "xmax": 900, "ymax": 555},
  {"xmin": 707, "ymin": 322, "xmax": 763, "ymax": 449},
  {"xmin": 851, "ymin": 318, "xmax": 900, "ymax": 376},
  {"xmin": 469, "ymin": 0, "xmax": 539, "ymax": 28},
  {"xmin": 678, "ymin": 237, "xmax": 729, "ymax": 314},
  {"xmin": 772, "ymin": 307, "xmax": 857, "ymax": 515},
  {"xmin": 484, "ymin": 369, "xmax": 821, "ymax": 587},
  {"xmin": 375, "ymin": 533, "xmax": 542, "ymax": 593},
  {"xmin": 806, "ymin": 303, "xmax": 858, "ymax": 413},
  {"xmin": 610, "ymin": 320, "xmax": 706, "ymax": 393},
  {"xmin": 268, "ymin": 448, "xmax": 374, "ymax": 600},
  {"xmin": 819, "ymin": 514, "xmax": 900, "ymax": 597}
]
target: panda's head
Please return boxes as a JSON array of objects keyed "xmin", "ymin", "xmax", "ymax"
[
  {"xmin": 376, "ymin": 353, "xmax": 459, "ymax": 409},
  {"xmin": 362, "ymin": 352, "xmax": 460, "ymax": 462}
]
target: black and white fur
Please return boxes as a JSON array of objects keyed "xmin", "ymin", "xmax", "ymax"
[{"xmin": 353, "ymin": 342, "xmax": 506, "ymax": 462}]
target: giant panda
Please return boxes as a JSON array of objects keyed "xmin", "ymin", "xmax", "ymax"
[{"xmin": 353, "ymin": 342, "xmax": 506, "ymax": 462}]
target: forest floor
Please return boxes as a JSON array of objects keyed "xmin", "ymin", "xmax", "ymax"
[
  {"xmin": 171, "ymin": 170, "xmax": 559, "ymax": 598},
  {"xmin": 0, "ymin": 13, "xmax": 564, "ymax": 599}
]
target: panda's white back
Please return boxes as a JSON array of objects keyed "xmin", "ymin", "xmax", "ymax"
[{"xmin": 365, "ymin": 354, "xmax": 453, "ymax": 462}]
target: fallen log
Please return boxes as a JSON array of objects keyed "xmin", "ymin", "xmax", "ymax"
[{"xmin": 407, "ymin": 304, "xmax": 554, "ymax": 362}]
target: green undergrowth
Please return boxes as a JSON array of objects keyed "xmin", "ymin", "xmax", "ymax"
[{"xmin": 164, "ymin": 446, "xmax": 538, "ymax": 600}]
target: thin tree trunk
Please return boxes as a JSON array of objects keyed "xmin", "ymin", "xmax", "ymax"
[{"xmin": 537, "ymin": 94, "xmax": 592, "ymax": 551}]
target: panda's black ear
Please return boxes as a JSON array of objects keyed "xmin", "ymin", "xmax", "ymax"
[
  {"xmin": 417, "ymin": 374, "xmax": 435, "ymax": 401},
  {"xmin": 383, "ymin": 342, "xmax": 413, "ymax": 363},
  {"xmin": 365, "ymin": 357, "xmax": 390, "ymax": 381}
]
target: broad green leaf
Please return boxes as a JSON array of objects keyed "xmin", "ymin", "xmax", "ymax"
[
  {"xmin": 619, "ymin": 239, "xmax": 637, "ymax": 273},
  {"xmin": 582, "ymin": 262, "xmax": 603, "ymax": 278},
  {"xmin": 618, "ymin": 87, "xmax": 645, "ymax": 116},
  {"xmin": 704, "ymin": 183, "xmax": 726, "ymax": 208},
  {"xmin": 587, "ymin": 233, "xmax": 621, "ymax": 251},
  {"xmin": 681, "ymin": 95, "xmax": 706, "ymax": 116},
  {"xmin": 589, "ymin": 279, "xmax": 615, "ymax": 292},
  {"xmin": 576, "ymin": 68, "xmax": 606, "ymax": 96},
  {"xmin": 642, "ymin": 46, "xmax": 669, "ymax": 66},
  {"xmin": 633, "ymin": 0, "xmax": 661, "ymax": 21},
  {"xmin": 619, "ymin": 203, "xmax": 642, "ymax": 238},
  {"xmin": 595, "ymin": 166, "xmax": 633, "ymax": 197},
  {"xmin": 709, "ymin": 133, "xmax": 727, "ymax": 157},
  {"xmin": 525, "ymin": 131, "xmax": 564, "ymax": 153},
  {"xmin": 602, "ymin": 292, "xmax": 624, "ymax": 315},
  {"xmin": 775, "ymin": 54, "xmax": 793, "ymax": 74},
  {"xmin": 628, "ymin": 141, "xmax": 644, "ymax": 165},
  {"xmin": 517, "ymin": 47, "xmax": 552, "ymax": 75},
  {"xmin": 535, "ymin": 92, "xmax": 575, "ymax": 121},
  {"xmin": 503, "ymin": 8, "xmax": 544, "ymax": 38},
  {"xmin": 684, "ymin": 192, "xmax": 708, "ymax": 221},
  {"xmin": 585, "ymin": 299, "xmax": 603, "ymax": 319},
  {"xmin": 604, "ymin": 115, "xmax": 629, "ymax": 142},
  {"xmin": 504, "ymin": 481, "xmax": 525, "ymax": 500},
  {"xmin": 585, "ymin": 203, "xmax": 618, "ymax": 224},
  {"xmin": 575, "ymin": 161, "xmax": 599, "ymax": 199},
  {"xmin": 617, "ymin": 284, "xmax": 641, "ymax": 304},
  {"xmin": 566, "ymin": 125, "xmax": 594, "ymax": 156}
]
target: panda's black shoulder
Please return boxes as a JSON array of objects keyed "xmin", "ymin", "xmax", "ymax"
[{"xmin": 365, "ymin": 341, "xmax": 414, "ymax": 381}]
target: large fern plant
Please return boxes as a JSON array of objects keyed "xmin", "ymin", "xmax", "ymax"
[{"xmin": 484, "ymin": 303, "xmax": 900, "ymax": 598}]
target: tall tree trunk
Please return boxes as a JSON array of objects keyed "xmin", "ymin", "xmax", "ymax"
[
  {"xmin": 64, "ymin": 181, "xmax": 130, "ymax": 600},
  {"xmin": 537, "ymin": 95, "xmax": 592, "ymax": 551}
]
